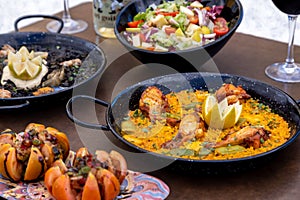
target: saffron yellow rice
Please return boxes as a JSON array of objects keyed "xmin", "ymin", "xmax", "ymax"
[{"xmin": 121, "ymin": 89, "xmax": 290, "ymax": 160}]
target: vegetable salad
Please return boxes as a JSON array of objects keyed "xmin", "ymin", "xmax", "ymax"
[{"xmin": 122, "ymin": 0, "xmax": 229, "ymax": 52}]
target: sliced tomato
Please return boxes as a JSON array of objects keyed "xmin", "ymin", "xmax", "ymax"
[
  {"xmin": 213, "ymin": 17, "xmax": 229, "ymax": 36},
  {"xmin": 164, "ymin": 27, "xmax": 177, "ymax": 35},
  {"xmin": 189, "ymin": 16, "xmax": 199, "ymax": 24},
  {"xmin": 127, "ymin": 20, "xmax": 143, "ymax": 28}
]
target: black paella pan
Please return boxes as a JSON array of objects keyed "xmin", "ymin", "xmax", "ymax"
[
  {"xmin": 66, "ymin": 72, "xmax": 300, "ymax": 174},
  {"xmin": 0, "ymin": 15, "xmax": 106, "ymax": 110}
]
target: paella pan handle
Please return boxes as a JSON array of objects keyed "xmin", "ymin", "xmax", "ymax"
[
  {"xmin": 66, "ymin": 95, "xmax": 110, "ymax": 131},
  {"xmin": 0, "ymin": 100, "xmax": 30, "ymax": 110},
  {"xmin": 14, "ymin": 14, "xmax": 64, "ymax": 33}
]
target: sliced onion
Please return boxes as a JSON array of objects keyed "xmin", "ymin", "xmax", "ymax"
[{"xmin": 204, "ymin": 33, "xmax": 216, "ymax": 39}]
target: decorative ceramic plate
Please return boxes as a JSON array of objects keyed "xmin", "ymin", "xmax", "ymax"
[
  {"xmin": 0, "ymin": 151, "xmax": 170, "ymax": 200},
  {"xmin": 0, "ymin": 170, "xmax": 169, "ymax": 200}
]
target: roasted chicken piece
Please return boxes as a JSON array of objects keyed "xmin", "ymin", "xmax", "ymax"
[
  {"xmin": 45, "ymin": 147, "xmax": 127, "ymax": 200},
  {"xmin": 213, "ymin": 126, "xmax": 270, "ymax": 149},
  {"xmin": 0, "ymin": 123, "xmax": 70, "ymax": 182},
  {"xmin": 162, "ymin": 113, "xmax": 206, "ymax": 149},
  {"xmin": 215, "ymin": 83, "xmax": 251, "ymax": 105},
  {"xmin": 139, "ymin": 86, "xmax": 170, "ymax": 121}
]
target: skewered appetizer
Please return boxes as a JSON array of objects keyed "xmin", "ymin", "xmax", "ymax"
[
  {"xmin": 0, "ymin": 123, "xmax": 70, "ymax": 182},
  {"xmin": 45, "ymin": 147, "xmax": 127, "ymax": 200}
]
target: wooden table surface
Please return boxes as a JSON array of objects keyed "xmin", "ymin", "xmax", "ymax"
[{"xmin": 1, "ymin": 2, "xmax": 300, "ymax": 200}]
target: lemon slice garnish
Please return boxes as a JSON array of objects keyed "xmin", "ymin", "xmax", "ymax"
[
  {"xmin": 31, "ymin": 56, "xmax": 43, "ymax": 66},
  {"xmin": 9, "ymin": 60, "xmax": 42, "ymax": 80},
  {"xmin": 202, "ymin": 95, "xmax": 242, "ymax": 129},
  {"xmin": 18, "ymin": 46, "xmax": 30, "ymax": 61},
  {"xmin": 7, "ymin": 47, "xmax": 43, "ymax": 80}
]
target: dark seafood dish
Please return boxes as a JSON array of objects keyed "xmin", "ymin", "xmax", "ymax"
[{"xmin": 0, "ymin": 44, "xmax": 90, "ymax": 98}]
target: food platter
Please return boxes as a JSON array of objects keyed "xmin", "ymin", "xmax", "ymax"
[
  {"xmin": 0, "ymin": 32, "xmax": 106, "ymax": 110},
  {"xmin": 0, "ymin": 123, "xmax": 169, "ymax": 199},
  {"xmin": 67, "ymin": 72, "xmax": 300, "ymax": 174},
  {"xmin": 0, "ymin": 149, "xmax": 170, "ymax": 200},
  {"xmin": 114, "ymin": 0, "xmax": 243, "ymax": 71}
]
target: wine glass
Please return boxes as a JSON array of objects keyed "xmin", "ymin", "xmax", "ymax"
[
  {"xmin": 47, "ymin": 0, "xmax": 88, "ymax": 34},
  {"xmin": 265, "ymin": 0, "xmax": 300, "ymax": 83}
]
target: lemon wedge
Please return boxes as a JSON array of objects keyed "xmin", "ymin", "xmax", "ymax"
[
  {"xmin": 8, "ymin": 58, "xmax": 42, "ymax": 80},
  {"xmin": 31, "ymin": 56, "xmax": 43, "ymax": 66},
  {"xmin": 18, "ymin": 46, "xmax": 30, "ymax": 61},
  {"xmin": 202, "ymin": 95, "xmax": 242, "ymax": 129},
  {"xmin": 7, "ymin": 47, "xmax": 43, "ymax": 80},
  {"xmin": 1, "ymin": 46, "xmax": 48, "ymax": 89},
  {"xmin": 1, "ymin": 64, "xmax": 48, "ymax": 89}
]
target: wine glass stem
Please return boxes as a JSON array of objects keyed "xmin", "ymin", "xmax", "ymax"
[
  {"xmin": 63, "ymin": 0, "xmax": 72, "ymax": 25},
  {"xmin": 285, "ymin": 15, "xmax": 297, "ymax": 65}
]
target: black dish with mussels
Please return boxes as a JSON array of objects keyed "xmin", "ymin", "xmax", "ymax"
[{"xmin": 0, "ymin": 32, "xmax": 106, "ymax": 110}]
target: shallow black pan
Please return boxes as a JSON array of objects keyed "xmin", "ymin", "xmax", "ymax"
[
  {"xmin": 0, "ymin": 15, "xmax": 106, "ymax": 110},
  {"xmin": 114, "ymin": 0, "xmax": 243, "ymax": 71},
  {"xmin": 66, "ymin": 72, "xmax": 300, "ymax": 174}
]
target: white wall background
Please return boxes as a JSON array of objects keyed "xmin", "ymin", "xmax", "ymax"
[
  {"xmin": 0, "ymin": 0, "xmax": 92, "ymax": 33},
  {"xmin": 0, "ymin": 0, "xmax": 300, "ymax": 45}
]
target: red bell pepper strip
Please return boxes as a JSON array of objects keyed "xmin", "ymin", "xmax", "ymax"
[{"xmin": 127, "ymin": 20, "xmax": 144, "ymax": 28}]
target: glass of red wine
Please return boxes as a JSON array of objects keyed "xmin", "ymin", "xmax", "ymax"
[{"xmin": 265, "ymin": 0, "xmax": 300, "ymax": 82}]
